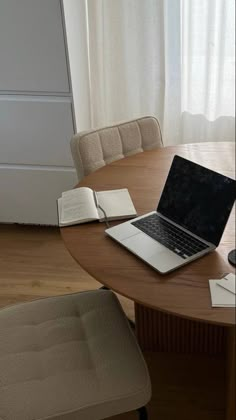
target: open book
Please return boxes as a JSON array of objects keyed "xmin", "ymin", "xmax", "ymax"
[{"xmin": 58, "ymin": 187, "xmax": 137, "ymax": 227}]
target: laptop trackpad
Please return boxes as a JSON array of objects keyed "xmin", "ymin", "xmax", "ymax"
[
  {"xmin": 122, "ymin": 232, "xmax": 183, "ymax": 272},
  {"xmin": 123, "ymin": 232, "xmax": 165, "ymax": 258}
]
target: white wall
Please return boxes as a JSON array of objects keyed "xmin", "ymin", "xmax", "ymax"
[{"xmin": 63, "ymin": 0, "xmax": 91, "ymax": 131}]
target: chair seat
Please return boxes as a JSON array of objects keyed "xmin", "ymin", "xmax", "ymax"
[{"xmin": 0, "ymin": 290, "xmax": 151, "ymax": 420}]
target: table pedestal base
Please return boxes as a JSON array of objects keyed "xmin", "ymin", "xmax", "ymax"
[
  {"xmin": 226, "ymin": 326, "xmax": 235, "ymax": 420},
  {"xmin": 134, "ymin": 304, "xmax": 235, "ymax": 420},
  {"xmin": 135, "ymin": 303, "xmax": 226, "ymax": 354}
]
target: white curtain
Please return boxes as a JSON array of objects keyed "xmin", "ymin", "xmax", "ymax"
[{"xmin": 74, "ymin": 0, "xmax": 235, "ymax": 146}]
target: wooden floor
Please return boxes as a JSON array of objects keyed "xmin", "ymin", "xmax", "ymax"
[{"xmin": 0, "ymin": 224, "xmax": 226, "ymax": 420}]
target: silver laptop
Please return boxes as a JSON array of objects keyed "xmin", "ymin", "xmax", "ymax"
[{"xmin": 105, "ymin": 155, "xmax": 235, "ymax": 274}]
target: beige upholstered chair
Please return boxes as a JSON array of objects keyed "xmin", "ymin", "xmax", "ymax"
[
  {"xmin": 71, "ymin": 116, "xmax": 163, "ymax": 180},
  {"xmin": 0, "ymin": 290, "xmax": 151, "ymax": 420}
]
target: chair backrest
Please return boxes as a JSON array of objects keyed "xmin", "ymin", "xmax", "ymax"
[{"xmin": 70, "ymin": 116, "xmax": 163, "ymax": 180}]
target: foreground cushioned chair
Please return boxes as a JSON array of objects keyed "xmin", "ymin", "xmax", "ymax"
[
  {"xmin": 0, "ymin": 290, "xmax": 151, "ymax": 420},
  {"xmin": 71, "ymin": 116, "xmax": 163, "ymax": 180}
]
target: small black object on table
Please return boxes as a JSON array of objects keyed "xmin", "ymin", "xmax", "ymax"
[{"xmin": 228, "ymin": 249, "xmax": 236, "ymax": 267}]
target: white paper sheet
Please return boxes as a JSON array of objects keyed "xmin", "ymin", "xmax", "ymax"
[
  {"xmin": 209, "ymin": 278, "xmax": 236, "ymax": 307},
  {"xmin": 216, "ymin": 273, "xmax": 235, "ymax": 295}
]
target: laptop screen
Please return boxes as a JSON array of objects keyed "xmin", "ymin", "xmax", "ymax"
[{"xmin": 157, "ymin": 155, "xmax": 236, "ymax": 246}]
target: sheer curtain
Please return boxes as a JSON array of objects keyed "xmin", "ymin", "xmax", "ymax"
[
  {"xmin": 181, "ymin": 0, "xmax": 235, "ymax": 144},
  {"xmin": 72, "ymin": 0, "xmax": 235, "ymax": 145}
]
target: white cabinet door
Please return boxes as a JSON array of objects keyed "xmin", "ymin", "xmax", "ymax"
[
  {"xmin": 0, "ymin": 167, "xmax": 77, "ymax": 225},
  {"xmin": 0, "ymin": 0, "xmax": 70, "ymax": 93},
  {"xmin": 0, "ymin": 95, "xmax": 76, "ymax": 224},
  {"xmin": 0, "ymin": 97, "xmax": 74, "ymax": 166}
]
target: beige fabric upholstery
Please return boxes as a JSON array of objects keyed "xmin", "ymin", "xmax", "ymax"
[
  {"xmin": 71, "ymin": 116, "xmax": 163, "ymax": 180},
  {"xmin": 0, "ymin": 290, "xmax": 151, "ymax": 420}
]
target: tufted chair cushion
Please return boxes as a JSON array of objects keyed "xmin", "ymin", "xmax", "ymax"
[
  {"xmin": 71, "ymin": 116, "xmax": 163, "ymax": 180},
  {"xmin": 0, "ymin": 290, "xmax": 151, "ymax": 420}
]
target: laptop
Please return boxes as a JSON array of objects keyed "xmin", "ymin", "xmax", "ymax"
[{"xmin": 105, "ymin": 155, "xmax": 236, "ymax": 274}]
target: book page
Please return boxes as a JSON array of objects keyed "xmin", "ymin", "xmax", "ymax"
[
  {"xmin": 57, "ymin": 198, "xmax": 62, "ymax": 224},
  {"xmin": 96, "ymin": 189, "xmax": 137, "ymax": 221},
  {"xmin": 61, "ymin": 187, "xmax": 98, "ymax": 224}
]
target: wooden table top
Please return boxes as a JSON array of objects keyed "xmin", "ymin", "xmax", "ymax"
[{"xmin": 61, "ymin": 142, "xmax": 235, "ymax": 326}]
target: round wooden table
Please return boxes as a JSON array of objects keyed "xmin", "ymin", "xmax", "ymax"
[{"xmin": 61, "ymin": 142, "xmax": 235, "ymax": 420}]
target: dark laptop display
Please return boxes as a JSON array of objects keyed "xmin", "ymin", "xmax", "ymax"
[{"xmin": 157, "ymin": 155, "xmax": 236, "ymax": 246}]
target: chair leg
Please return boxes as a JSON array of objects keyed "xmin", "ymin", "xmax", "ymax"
[
  {"xmin": 128, "ymin": 319, "xmax": 135, "ymax": 329},
  {"xmin": 99, "ymin": 286, "xmax": 109, "ymax": 290},
  {"xmin": 137, "ymin": 406, "xmax": 148, "ymax": 420}
]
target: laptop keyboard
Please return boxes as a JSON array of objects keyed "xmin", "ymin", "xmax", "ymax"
[{"xmin": 132, "ymin": 213, "xmax": 209, "ymax": 259}]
